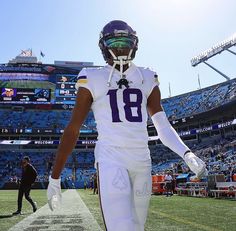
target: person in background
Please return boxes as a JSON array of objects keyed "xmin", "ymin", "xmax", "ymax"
[
  {"xmin": 164, "ymin": 171, "xmax": 173, "ymax": 197},
  {"xmin": 12, "ymin": 156, "xmax": 37, "ymax": 215},
  {"xmin": 93, "ymin": 172, "xmax": 98, "ymax": 195},
  {"xmin": 84, "ymin": 179, "xmax": 87, "ymax": 190}
]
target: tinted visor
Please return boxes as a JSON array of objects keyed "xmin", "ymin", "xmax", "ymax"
[{"xmin": 104, "ymin": 36, "xmax": 136, "ymax": 49}]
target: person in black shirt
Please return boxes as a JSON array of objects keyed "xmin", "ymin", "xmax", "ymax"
[
  {"xmin": 12, "ymin": 156, "xmax": 38, "ymax": 215},
  {"xmin": 93, "ymin": 173, "xmax": 98, "ymax": 195}
]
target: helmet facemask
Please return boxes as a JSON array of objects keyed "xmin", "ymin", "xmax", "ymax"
[
  {"xmin": 100, "ymin": 33, "xmax": 138, "ymax": 65},
  {"xmin": 99, "ymin": 21, "xmax": 138, "ymax": 87}
]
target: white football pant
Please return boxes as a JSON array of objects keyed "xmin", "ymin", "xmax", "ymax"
[{"xmin": 97, "ymin": 162, "xmax": 152, "ymax": 231}]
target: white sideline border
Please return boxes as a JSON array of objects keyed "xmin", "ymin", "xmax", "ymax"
[{"xmin": 9, "ymin": 189, "xmax": 102, "ymax": 231}]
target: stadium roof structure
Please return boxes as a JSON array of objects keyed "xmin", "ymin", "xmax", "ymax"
[{"xmin": 191, "ymin": 33, "xmax": 236, "ymax": 81}]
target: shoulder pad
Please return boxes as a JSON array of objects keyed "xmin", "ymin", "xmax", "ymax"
[{"xmin": 138, "ymin": 66, "xmax": 159, "ymax": 84}]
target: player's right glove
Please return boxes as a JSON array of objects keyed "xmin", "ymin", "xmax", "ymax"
[
  {"xmin": 184, "ymin": 152, "xmax": 208, "ymax": 179},
  {"xmin": 47, "ymin": 176, "xmax": 62, "ymax": 211}
]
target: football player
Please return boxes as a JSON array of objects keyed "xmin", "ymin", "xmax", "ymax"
[{"xmin": 47, "ymin": 20, "xmax": 207, "ymax": 231}]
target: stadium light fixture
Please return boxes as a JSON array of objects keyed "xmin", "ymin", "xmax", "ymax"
[
  {"xmin": 191, "ymin": 33, "xmax": 236, "ymax": 67},
  {"xmin": 190, "ymin": 33, "xmax": 236, "ymax": 81}
]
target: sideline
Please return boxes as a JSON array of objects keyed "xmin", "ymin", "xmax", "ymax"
[{"xmin": 8, "ymin": 189, "xmax": 102, "ymax": 231}]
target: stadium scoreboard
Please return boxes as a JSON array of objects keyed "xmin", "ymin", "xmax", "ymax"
[
  {"xmin": 0, "ymin": 63, "xmax": 98, "ymax": 105},
  {"xmin": 0, "ymin": 72, "xmax": 79, "ymax": 105},
  {"xmin": 0, "ymin": 87, "xmax": 51, "ymax": 103},
  {"xmin": 55, "ymin": 74, "xmax": 77, "ymax": 104}
]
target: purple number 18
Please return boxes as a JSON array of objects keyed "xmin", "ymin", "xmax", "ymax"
[{"xmin": 107, "ymin": 88, "xmax": 143, "ymax": 122}]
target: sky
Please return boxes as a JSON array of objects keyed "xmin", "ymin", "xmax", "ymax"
[{"xmin": 0, "ymin": 0, "xmax": 235, "ymax": 98}]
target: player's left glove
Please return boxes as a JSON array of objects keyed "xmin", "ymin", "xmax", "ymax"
[
  {"xmin": 184, "ymin": 152, "xmax": 208, "ymax": 179},
  {"xmin": 47, "ymin": 176, "xmax": 62, "ymax": 211}
]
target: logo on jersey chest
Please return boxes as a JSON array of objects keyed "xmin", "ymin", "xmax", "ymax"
[{"xmin": 116, "ymin": 75, "xmax": 131, "ymax": 89}]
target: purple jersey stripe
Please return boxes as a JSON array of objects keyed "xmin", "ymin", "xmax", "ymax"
[{"xmin": 77, "ymin": 75, "xmax": 87, "ymax": 80}]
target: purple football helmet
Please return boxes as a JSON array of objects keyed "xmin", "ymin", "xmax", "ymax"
[{"xmin": 99, "ymin": 20, "xmax": 138, "ymax": 63}]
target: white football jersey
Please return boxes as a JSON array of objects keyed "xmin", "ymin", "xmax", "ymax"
[{"xmin": 76, "ymin": 63, "xmax": 158, "ymax": 148}]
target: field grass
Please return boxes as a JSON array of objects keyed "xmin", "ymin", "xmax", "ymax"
[
  {"xmin": 0, "ymin": 189, "xmax": 47, "ymax": 231},
  {"xmin": 0, "ymin": 189, "xmax": 235, "ymax": 231}
]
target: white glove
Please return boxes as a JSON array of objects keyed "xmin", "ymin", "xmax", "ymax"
[
  {"xmin": 184, "ymin": 152, "xmax": 208, "ymax": 179},
  {"xmin": 47, "ymin": 176, "xmax": 62, "ymax": 211}
]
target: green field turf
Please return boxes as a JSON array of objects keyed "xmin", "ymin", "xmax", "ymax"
[{"xmin": 0, "ymin": 189, "xmax": 235, "ymax": 231}]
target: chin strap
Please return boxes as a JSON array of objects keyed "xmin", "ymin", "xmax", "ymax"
[
  {"xmin": 107, "ymin": 49, "xmax": 132, "ymax": 87},
  {"xmin": 107, "ymin": 62, "xmax": 116, "ymax": 87},
  {"xmin": 106, "ymin": 49, "xmax": 144, "ymax": 87}
]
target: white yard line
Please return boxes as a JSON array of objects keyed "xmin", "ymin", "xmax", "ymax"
[{"xmin": 9, "ymin": 190, "xmax": 102, "ymax": 231}]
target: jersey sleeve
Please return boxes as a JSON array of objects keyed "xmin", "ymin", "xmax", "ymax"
[{"xmin": 75, "ymin": 68, "xmax": 94, "ymax": 97}]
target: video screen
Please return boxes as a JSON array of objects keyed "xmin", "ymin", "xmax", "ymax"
[
  {"xmin": 55, "ymin": 74, "xmax": 78, "ymax": 104},
  {"xmin": 1, "ymin": 88, "xmax": 17, "ymax": 97},
  {"xmin": 56, "ymin": 74, "xmax": 77, "ymax": 83},
  {"xmin": 0, "ymin": 88, "xmax": 51, "ymax": 103}
]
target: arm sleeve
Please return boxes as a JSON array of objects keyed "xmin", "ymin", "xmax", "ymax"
[{"xmin": 151, "ymin": 111, "xmax": 190, "ymax": 158}]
